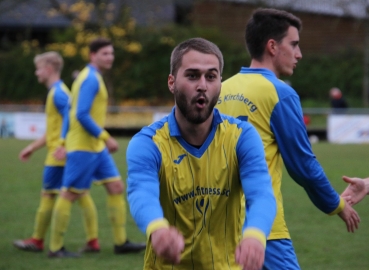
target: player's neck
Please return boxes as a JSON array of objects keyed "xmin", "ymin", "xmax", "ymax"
[
  {"xmin": 46, "ymin": 75, "xmax": 60, "ymax": 89},
  {"xmin": 89, "ymin": 62, "xmax": 106, "ymax": 74},
  {"xmin": 174, "ymin": 109, "xmax": 213, "ymax": 146},
  {"xmin": 250, "ymin": 58, "xmax": 280, "ymax": 78}
]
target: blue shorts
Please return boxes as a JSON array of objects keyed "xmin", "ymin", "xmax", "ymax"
[
  {"xmin": 62, "ymin": 148, "xmax": 121, "ymax": 193},
  {"xmin": 263, "ymin": 239, "xmax": 300, "ymax": 270},
  {"xmin": 43, "ymin": 166, "xmax": 64, "ymax": 193}
]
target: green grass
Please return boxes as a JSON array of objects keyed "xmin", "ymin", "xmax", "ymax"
[{"xmin": 1, "ymin": 138, "xmax": 369, "ymax": 269}]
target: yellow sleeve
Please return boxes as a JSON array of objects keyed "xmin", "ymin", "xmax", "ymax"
[
  {"xmin": 242, "ymin": 227, "xmax": 267, "ymax": 249},
  {"xmin": 98, "ymin": 130, "xmax": 110, "ymax": 141},
  {"xmin": 328, "ymin": 197, "xmax": 345, "ymax": 216},
  {"xmin": 146, "ymin": 218, "xmax": 170, "ymax": 239}
]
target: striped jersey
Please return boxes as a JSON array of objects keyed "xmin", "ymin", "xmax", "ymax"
[
  {"xmin": 217, "ymin": 67, "xmax": 344, "ymax": 240},
  {"xmin": 66, "ymin": 65, "xmax": 108, "ymax": 153},
  {"xmin": 127, "ymin": 107, "xmax": 276, "ymax": 270},
  {"xmin": 45, "ymin": 80, "xmax": 70, "ymax": 166}
]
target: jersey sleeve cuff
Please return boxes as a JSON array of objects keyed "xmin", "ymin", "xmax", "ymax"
[
  {"xmin": 328, "ymin": 197, "xmax": 345, "ymax": 216},
  {"xmin": 242, "ymin": 228, "xmax": 267, "ymax": 249},
  {"xmin": 98, "ymin": 130, "xmax": 110, "ymax": 141},
  {"xmin": 58, "ymin": 138, "xmax": 65, "ymax": 146},
  {"xmin": 146, "ymin": 218, "xmax": 170, "ymax": 239}
]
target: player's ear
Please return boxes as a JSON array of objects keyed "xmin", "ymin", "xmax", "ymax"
[
  {"xmin": 266, "ymin": 39, "xmax": 277, "ymax": 56},
  {"xmin": 168, "ymin": 74, "xmax": 175, "ymax": 94}
]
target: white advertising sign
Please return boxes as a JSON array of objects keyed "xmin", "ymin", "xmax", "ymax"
[
  {"xmin": 328, "ymin": 115, "xmax": 369, "ymax": 143},
  {"xmin": 14, "ymin": 113, "xmax": 46, "ymax": 139},
  {"xmin": 153, "ymin": 112, "xmax": 170, "ymax": 122}
]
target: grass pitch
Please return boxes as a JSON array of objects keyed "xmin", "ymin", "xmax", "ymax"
[{"xmin": 0, "ymin": 138, "xmax": 368, "ymax": 270}]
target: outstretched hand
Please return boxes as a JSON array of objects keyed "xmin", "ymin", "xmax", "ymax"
[
  {"xmin": 341, "ymin": 176, "xmax": 367, "ymax": 206},
  {"xmin": 337, "ymin": 200, "xmax": 360, "ymax": 233}
]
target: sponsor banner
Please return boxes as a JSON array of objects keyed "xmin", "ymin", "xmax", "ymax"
[
  {"xmin": 328, "ymin": 115, "xmax": 369, "ymax": 143},
  {"xmin": 14, "ymin": 113, "xmax": 46, "ymax": 139},
  {"xmin": 0, "ymin": 112, "xmax": 15, "ymax": 138}
]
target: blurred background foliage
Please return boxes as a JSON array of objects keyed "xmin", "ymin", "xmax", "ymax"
[{"xmin": 0, "ymin": 0, "xmax": 364, "ymax": 107}]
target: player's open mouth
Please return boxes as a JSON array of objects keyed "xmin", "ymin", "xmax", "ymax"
[{"xmin": 196, "ymin": 97, "xmax": 206, "ymax": 108}]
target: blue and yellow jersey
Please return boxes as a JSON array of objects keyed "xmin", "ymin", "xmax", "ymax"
[
  {"xmin": 45, "ymin": 80, "xmax": 70, "ymax": 166},
  {"xmin": 217, "ymin": 67, "xmax": 345, "ymax": 240},
  {"xmin": 66, "ymin": 65, "xmax": 110, "ymax": 153},
  {"xmin": 127, "ymin": 108, "xmax": 276, "ymax": 270}
]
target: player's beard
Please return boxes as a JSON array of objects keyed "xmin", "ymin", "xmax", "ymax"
[{"xmin": 174, "ymin": 87, "xmax": 219, "ymax": 125}]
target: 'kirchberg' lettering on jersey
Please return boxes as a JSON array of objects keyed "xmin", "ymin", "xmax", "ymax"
[
  {"xmin": 217, "ymin": 67, "xmax": 343, "ymax": 241},
  {"xmin": 218, "ymin": 93, "xmax": 258, "ymax": 112}
]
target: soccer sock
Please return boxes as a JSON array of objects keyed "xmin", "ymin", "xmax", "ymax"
[
  {"xmin": 32, "ymin": 195, "xmax": 56, "ymax": 240},
  {"xmin": 49, "ymin": 196, "xmax": 72, "ymax": 252},
  {"xmin": 107, "ymin": 194, "xmax": 127, "ymax": 245},
  {"xmin": 78, "ymin": 193, "xmax": 98, "ymax": 242}
]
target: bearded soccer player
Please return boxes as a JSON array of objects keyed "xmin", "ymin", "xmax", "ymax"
[
  {"xmin": 217, "ymin": 8, "xmax": 360, "ymax": 269},
  {"xmin": 126, "ymin": 37, "xmax": 277, "ymax": 270}
]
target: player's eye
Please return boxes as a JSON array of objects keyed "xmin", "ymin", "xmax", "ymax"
[
  {"xmin": 186, "ymin": 73, "xmax": 198, "ymax": 79},
  {"xmin": 207, "ymin": 74, "xmax": 217, "ymax": 80}
]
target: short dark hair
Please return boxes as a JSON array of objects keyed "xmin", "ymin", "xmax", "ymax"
[
  {"xmin": 245, "ymin": 8, "xmax": 302, "ymax": 61},
  {"xmin": 170, "ymin": 37, "xmax": 224, "ymax": 76},
  {"xmin": 89, "ymin": 37, "xmax": 112, "ymax": 53}
]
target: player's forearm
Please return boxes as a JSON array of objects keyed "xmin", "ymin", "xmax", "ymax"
[
  {"xmin": 286, "ymin": 163, "xmax": 343, "ymax": 214},
  {"xmin": 243, "ymin": 184, "xmax": 276, "ymax": 240},
  {"xmin": 28, "ymin": 134, "xmax": 47, "ymax": 152},
  {"xmin": 76, "ymin": 111, "xmax": 104, "ymax": 138},
  {"xmin": 127, "ymin": 181, "xmax": 165, "ymax": 234}
]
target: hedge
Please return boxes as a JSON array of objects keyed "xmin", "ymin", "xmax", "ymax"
[{"xmin": 0, "ymin": 25, "xmax": 365, "ymax": 106}]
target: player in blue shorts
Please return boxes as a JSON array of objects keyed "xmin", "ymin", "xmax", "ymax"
[
  {"xmin": 13, "ymin": 52, "xmax": 98, "ymax": 253},
  {"xmin": 217, "ymin": 8, "xmax": 360, "ymax": 269},
  {"xmin": 126, "ymin": 37, "xmax": 277, "ymax": 270},
  {"xmin": 49, "ymin": 38, "xmax": 145, "ymax": 257}
]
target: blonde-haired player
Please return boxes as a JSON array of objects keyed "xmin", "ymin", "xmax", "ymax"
[{"xmin": 13, "ymin": 52, "xmax": 99, "ymax": 256}]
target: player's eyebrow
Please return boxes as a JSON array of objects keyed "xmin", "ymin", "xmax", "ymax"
[{"xmin": 185, "ymin": 68, "xmax": 219, "ymax": 73}]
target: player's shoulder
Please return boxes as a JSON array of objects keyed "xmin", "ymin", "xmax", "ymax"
[
  {"xmin": 54, "ymin": 81, "xmax": 70, "ymax": 95},
  {"xmin": 128, "ymin": 117, "xmax": 169, "ymax": 158},
  {"xmin": 133, "ymin": 116, "xmax": 169, "ymax": 141},
  {"xmin": 74, "ymin": 66, "xmax": 98, "ymax": 84},
  {"xmin": 270, "ymin": 78, "xmax": 298, "ymax": 100}
]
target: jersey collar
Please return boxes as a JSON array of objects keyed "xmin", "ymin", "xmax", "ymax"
[
  {"xmin": 167, "ymin": 106, "xmax": 223, "ymax": 157},
  {"xmin": 49, "ymin": 80, "xmax": 62, "ymax": 90},
  {"xmin": 240, "ymin": 67, "xmax": 276, "ymax": 77}
]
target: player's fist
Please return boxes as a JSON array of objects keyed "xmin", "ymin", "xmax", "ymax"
[
  {"xmin": 106, "ymin": 136, "xmax": 119, "ymax": 153},
  {"xmin": 151, "ymin": 227, "xmax": 184, "ymax": 264},
  {"xmin": 53, "ymin": 146, "xmax": 66, "ymax": 160},
  {"xmin": 235, "ymin": 237, "xmax": 265, "ymax": 270}
]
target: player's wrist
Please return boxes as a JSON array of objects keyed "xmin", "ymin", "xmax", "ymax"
[
  {"xmin": 364, "ymin": 179, "xmax": 369, "ymax": 194},
  {"xmin": 27, "ymin": 145, "xmax": 34, "ymax": 152},
  {"xmin": 58, "ymin": 138, "xmax": 65, "ymax": 147},
  {"xmin": 146, "ymin": 218, "xmax": 170, "ymax": 239},
  {"xmin": 330, "ymin": 197, "xmax": 346, "ymax": 216},
  {"xmin": 242, "ymin": 228, "xmax": 267, "ymax": 249},
  {"xmin": 98, "ymin": 130, "xmax": 110, "ymax": 141}
]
